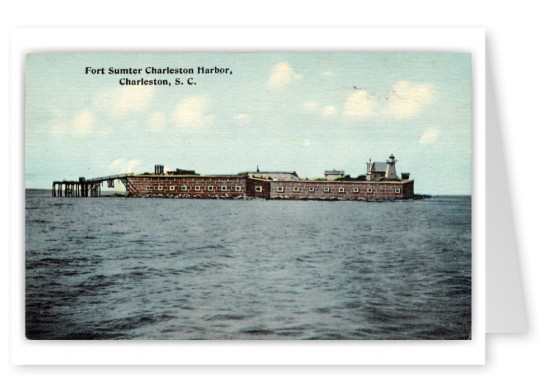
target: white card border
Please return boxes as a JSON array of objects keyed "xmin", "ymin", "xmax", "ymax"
[{"xmin": 10, "ymin": 27, "xmax": 485, "ymax": 365}]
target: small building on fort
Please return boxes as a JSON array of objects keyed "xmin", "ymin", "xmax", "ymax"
[
  {"xmin": 367, "ymin": 154, "xmax": 399, "ymax": 181},
  {"xmin": 324, "ymin": 170, "xmax": 345, "ymax": 181}
]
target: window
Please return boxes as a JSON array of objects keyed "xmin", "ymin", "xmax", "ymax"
[
  {"xmin": 255, "ymin": 186, "xmax": 262, "ymax": 192},
  {"xmin": 277, "ymin": 186, "xmax": 284, "ymax": 193},
  {"xmin": 221, "ymin": 185, "xmax": 227, "ymax": 191},
  {"xmin": 157, "ymin": 186, "xmax": 163, "ymax": 190},
  {"xmin": 367, "ymin": 187, "xmax": 373, "ymax": 194},
  {"xmin": 208, "ymin": 185, "xmax": 214, "ymax": 191},
  {"xmin": 169, "ymin": 186, "xmax": 175, "ymax": 191},
  {"xmin": 323, "ymin": 187, "xmax": 330, "ymax": 193},
  {"xmin": 338, "ymin": 188, "xmax": 345, "ymax": 193},
  {"xmin": 395, "ymin": 188, "xmax": 401, "ymax": 194},
  {"xmin": 353, "ymin": 187, "xmax": 359, "ymax": 193},
  {"xmin": 181, "ymin": 185, "xmax": 187, "ymax": 190},
  {"xmin": 309, "ymin": 187, "xmax": 315, "ymax": 192},
  {"xmin": 145, "ymin": 185, "xmax": 151, "ymax": 190},
  {"xmin": 293, "ymin": 187, "xmax": 300, "ymax": 192},
  {"xmin": 195, "ymin": 185, "xmax": 201, "ymax": 191},
  {"xmin": 235, "ymin": 185, "xmax": 242, "ymax": 191}
]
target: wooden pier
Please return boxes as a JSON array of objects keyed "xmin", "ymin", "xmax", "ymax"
[{"xmin": 51, "ymin": 174, "xmax": 132, "ymax": 197}]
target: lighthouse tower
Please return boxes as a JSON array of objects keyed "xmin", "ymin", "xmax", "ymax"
[{"xmin": 385, "ymin": 154, "xmax": 398, "ymax": 179}]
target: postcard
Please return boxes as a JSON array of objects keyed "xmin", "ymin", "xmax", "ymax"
[{"xmin": 13, "ymin": 28, "xmax": 486, "ymax": 365}]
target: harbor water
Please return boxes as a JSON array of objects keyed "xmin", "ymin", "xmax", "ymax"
[{"xmin": 25, "ymin": 190, "xmax": 471, "ymax": 340}]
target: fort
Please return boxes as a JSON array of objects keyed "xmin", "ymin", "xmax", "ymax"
[{"xmin": 52, "ymin": 154, "xmax": 414, "ymax": 201}]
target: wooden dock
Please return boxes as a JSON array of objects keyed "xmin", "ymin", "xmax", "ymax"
[{"xmin": 51, "ymin": 174, "xmax": 133, "ymax": 197}]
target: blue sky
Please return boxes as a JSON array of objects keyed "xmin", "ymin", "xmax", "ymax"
[{"xmin": 25, "ymin": 52, "xmax": 471, "ymax": 194}]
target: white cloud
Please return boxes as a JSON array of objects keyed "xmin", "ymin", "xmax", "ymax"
[
  {"xmin": 95, "ymin": 86, "xmax": 155, "ymax": 117},
  {"xmin": 343, "ymin": 90, "xmax": 375, "ymax": 119},
  {"xmin": 73, "ymin": 110, "xmax": 95, "ymax": 134},
  {"xmin": 50, "ymin": 108, "xmax": 95, "ymax": 136},
  {"xmin": 322, "ymin": 105, "xmax": 338, "ymax": 116},
  {"xmin": 419, "ymin": 126, "xmax": 441, "ymax": 144},
  {"xmin": 303, "ymin": 102, "xmax": 338, "ymax": 117},
  {"xmin": 109, "ymin": 158, "xmax": 141, "ymax": 174},
  {"xmin": 267, "ymin": 62, "xmax": 302, "ymax": 89},
  {"xmin": 303, "ymin": 101, "xmax": 319, "ymax": 111},
  {"xmin": 126, "ymin": 159, "xmax": 141, "ymax": 173},
  {"xmin": 148, "ymin": 111, "xmax": 167, "ymax": 131},
  {"xmin": 171, "ymin": 96, "xmax": 214, "ymax": 129},
  {"xmin": 322, "ymin": 71, "xmax": 334, "ymax": 77},
  {"xmin": 233, "ymin": 113, "xmax": 251, "ymax": 122},
  {"xmin": 383, "ymin": 81, "xmax": 434, "ymax": 118},
  {"xmin": 108, "ymin": 158, "xmax": 125, "ymax": 171}
]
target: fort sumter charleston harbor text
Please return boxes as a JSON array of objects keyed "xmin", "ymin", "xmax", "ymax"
[
  {"xmin": 85, "ymin": 66, "xmax": 233, "ymax": 86},
  {"xmin": 52, "ymin": 154, "xmax": 415, "ymax": 200}
]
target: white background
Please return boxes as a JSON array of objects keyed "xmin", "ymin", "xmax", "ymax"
[{"xmin": 2, "ymin": 1, "xmax": 549, "ymax": 390}]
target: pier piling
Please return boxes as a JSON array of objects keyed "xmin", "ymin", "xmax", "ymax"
[{"xmin": 52, "ymin": 174, "xmax": 129, "ymax": 197}]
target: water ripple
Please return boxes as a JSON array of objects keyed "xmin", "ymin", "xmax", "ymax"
[{"xmin": 25, "ymin": 190, "xmax": 471, "ymax": 340}]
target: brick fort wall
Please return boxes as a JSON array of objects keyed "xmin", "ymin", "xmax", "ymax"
[
  {"xmin": 268, "ymin": 180, "xmax": 414, "ymax": 200},
  {"xmin": 126, "ymin": 175, "xmax": 414, "ymax": 200},
  {"xmin": 127, "ymin": 175, "xmax": 247, "ymax": 198}
]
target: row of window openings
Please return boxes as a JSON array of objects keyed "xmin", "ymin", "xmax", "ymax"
[
  {"xmin": 145, "ymin": 185, "xmax": 400, "ymax": 194},
  {"xmin": 146, "ymin": 185, "xmax": 241, "ymax": 191},
  {"xmin": 275, "ymin": 186, "xmax": 401, "ymax": 194}
]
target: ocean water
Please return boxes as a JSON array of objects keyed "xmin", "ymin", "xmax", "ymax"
[{"xmin": 25, "ymin": 190, "xmax": 471, "ymax": 340}]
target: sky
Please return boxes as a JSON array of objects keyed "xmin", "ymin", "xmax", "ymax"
[{"xmin": 25, "ymin": 52, "xmax": 471, "ymax": 194}]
